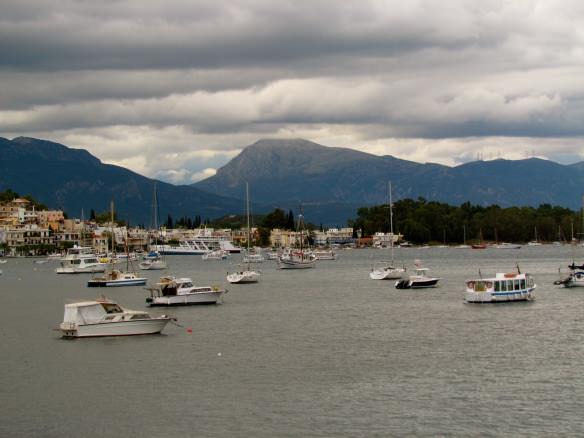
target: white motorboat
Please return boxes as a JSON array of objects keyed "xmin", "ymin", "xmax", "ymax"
[
  {"xmin": 370, "ymin": 260, "xmax": 405, "ymax": 280},
  {"xmin": 227, "ymin": 183, "xmax": 261, "ymax": 284},
  {"xmin": 395, "ymin": 267, "xmax": 440, "ymax": 289},
  {"xmin": 55, "ymin": 246, "xmax": 107, "ymax": 274},
  {"xmin": 243, "ymin": 251, "xmax": 264, "ymax": 263},
  {"xmin": 59, "ymin": 298, "xmax": 171, "ymax": 338},
  {"xmin": 465, "ymin": 270, "xmax": 536, "ymax": 303},
  {"xmin": 146, "ymin": 276, "xmax": 226, "ymax": 306},
  {"xmin": 139, "ymin": 257, "xmax": 168, "ymax": 270},
  {"xmin": 227, "ymin": 268, "xmax": 261, "ymax": 284},
  {"xmin": 371, "ymin": 182, "xmax": 404, "ymax": 280},
  {"xmin": 555, "ymin": 262, "xmax": 584, "ymax": 288},
  {"xmin": 313, "ymin": 249, "xmax": 337, "ymax": 260},
  {"xmin": 87, "ymin": 269, "xmax": 147, "ymax": 287},
  {"xmin": 494, "ymin": 242, "xmax": 522, "ymax": 249},
  {"xmin": 202, "ymin": 249, "xmax": 228, "ymax": 260}
]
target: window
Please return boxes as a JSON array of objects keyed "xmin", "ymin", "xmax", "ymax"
[
  {"xmin": 501, "ymin": 281, "xmax": 507, "ymax": 292},
  {"xmin": 494, "ymin": 281, "xmax": 500, "ymax": 292}
]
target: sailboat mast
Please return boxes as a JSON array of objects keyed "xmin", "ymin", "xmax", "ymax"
[
  {"xmin": 110, "ymin": 200, "xmax": 115, "ymax": 256},
  {"xmin": 389, "ymin": 182, "xmax": 394, "ymax": 262},
  {"xmin": 246, "ymin": 182, "xmax": 250, "ymax": 252}
]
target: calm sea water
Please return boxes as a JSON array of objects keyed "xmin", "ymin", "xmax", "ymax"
[{"xmin": 1, "ymin": 246, "xmax": 584, "ymax": 437}]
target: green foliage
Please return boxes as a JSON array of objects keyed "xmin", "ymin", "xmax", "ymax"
[
  {"xmin": 350, "ymin": 199, "xmax": 579, "ymax": 244},
  {"xmin": 94, "ymin": 210, "xmax": 126, "ymax": 226},
  {"xmin": 0, "ymin": 188, "xmax": 48, "ymax": 210},
  {"xmin": 261, "ymin": 208, "xmax": 289, "ymax": 229}
]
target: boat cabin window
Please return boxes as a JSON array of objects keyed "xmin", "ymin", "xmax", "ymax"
[
  {"xmin": 506, "ymin": 280, "xmax": 513, "ymax": 291},
  {"xmin": 182, "ymin": 282, "xmax": 193, "ymax": 288},
  {"xmin": 101, "ymin": 303, "xmax": 123, "ymax": 313},
  {"xmin": 162, "ymin": 285, "xmax": 177, "ymax": 296},
  {"xmin": 494, "ymin": 281, "xmax": 501, "ymax": 292},
  {"xmin": 130, "ymin": 314, "xmax": 149, "ymax": 320},
  {"xmin": 513, "ymin": 280, "xmax": 519, "ymax": 290},
  {"xmin": 500, "ymin": 281, "xmax": 506, "ymax": 292},
  {"xmin": 520, "ymin": 279, "xmax": 526, "ymax": 289},
  {"xmin": 72, "ymin": 259, "xmax": 81, "ymax": 265}
]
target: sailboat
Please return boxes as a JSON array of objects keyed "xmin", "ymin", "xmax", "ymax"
[
  {"xmin": 226, "ymin": 183, "xmax": 261, "ymax": 283},
  {"xmin": 88, "ymin": 201, "xmax": 147, "ymax": 287},
  {"xmin": 471, "ymin": 228, "xmax": 487, "ymax": 249},
  {"xmin": 370, "ymin": 182, "xmax": 405, "ymax": 280},
  {"xmin": 277, "ymin": 210, "xmax": 317, "ymax": 269},
  {"xmin": 528, "ymin": 226, "xmax": 543, "ymax": 246},
  {"xmin": 140, "ymin": 183, "xmax": 168, "ymax": 270}
]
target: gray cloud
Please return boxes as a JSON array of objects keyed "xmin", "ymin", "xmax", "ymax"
[{"xmin": 1, "ymin": 0, "xmax": 584, "ymax": 183}]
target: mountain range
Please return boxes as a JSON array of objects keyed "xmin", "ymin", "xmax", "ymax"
[
  {"xmin": 0, "ymin": 137, "xmax": 248, "ymax": 226},
  {"xmin": 195, "ymin": 139, "xmax": 584, "ymax": 210},
  {"xmin": 2, "ymin": 136, "xmax": 584, "ymax": 226}
]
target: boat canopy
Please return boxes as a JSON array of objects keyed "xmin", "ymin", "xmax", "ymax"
[{"xmin": 63, "ymin": 301, "xmax": 122, "ymax": 324}]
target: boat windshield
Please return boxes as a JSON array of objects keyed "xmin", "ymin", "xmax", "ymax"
[{"xmin": 101, "ymin": 303, "xmax": 123, "ymax": 313}]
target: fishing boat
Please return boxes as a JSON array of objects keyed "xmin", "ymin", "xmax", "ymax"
[
  {"xmin": 227, "ymin": 183, "xmax": 261, "ymax": 284},
  {"xmin": 465, "ymin": 269, "xmax": 536, "ymax": 303},
  {"xmin": 146, "ymin": 276, "xmax": 226, "ymax": 306},
  {"xmin": 370, "ymin": 182, "xmax": 405, "ymax": 280},
  {"xmin": 278, "ymin": 211, "xmax": 316, "ymax": 269},
  {"xmin": 278, "ymin": 247, "xmax": 316, "ymax": 269},
  {"xmin": 395, "ymin": 267, "xmax": 440, "ymax": 289},
  {"xmin": 55, "ymin": 246, "xmax": 107, "ymax": 274},
  {"xmin": 59, "ymin": 297, "xmax": 172, "ymax": 338}
]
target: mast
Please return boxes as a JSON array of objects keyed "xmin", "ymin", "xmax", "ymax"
[
  {"xmin": 389, "ymin": 181, "xmax": 394, "ymax": 263},
  {"xmin": 246, "ymin": 182, "xmax": 251, "ymax": 267},
  {"xmin": 110, "ymin": 200, "xmax": 115, "ymax": 257}
]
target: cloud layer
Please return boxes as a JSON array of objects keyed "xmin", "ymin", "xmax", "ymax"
[{"xmin": 2, "ymin": 0, "xmax": 584, "ymax": 182}]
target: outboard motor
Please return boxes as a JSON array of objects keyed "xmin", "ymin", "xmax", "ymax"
[{"xmin": 395, "ymin": 279, "xmax": 411, "ymax": 289}]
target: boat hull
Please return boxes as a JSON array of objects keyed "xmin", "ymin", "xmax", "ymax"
[
  {"xmin": 55, "ymin": 266, "xmax": 106, "ymax": 274},
  {"xmin": 370, "ymin": 268, "xmax": 404, "ymax": 280},
  {"xmin": 147, "ymin": 291, "xmax": 225, "ymax": 306},
  {"xmin": 60, "ymin": 319, "xmax": 170, "ymax": 338},
  {"xmin": 227, "ymin": 271, "xmax": 260, "ymax": 284},
  {"xmin": 465, "ymin": 288, "xmax": 535, "ymax": 303},
  {"xmin": 87, "ymin": 278, "xmax": 147, "ymax": 287}
]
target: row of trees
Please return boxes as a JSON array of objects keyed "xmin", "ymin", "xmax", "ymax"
[{"xmin": 349, "ymin": 198, "xmax": 579, "ymax": 244}]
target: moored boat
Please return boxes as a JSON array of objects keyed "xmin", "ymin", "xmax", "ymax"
[
  {"xmin": 226, "ymin": 267, "xmax": 261, "ymax": 284},
  {"xmin": 146, "ymin": 276, "xmax": 226, "ymax": 306},
  {"xmin": 465, "ymin": 270, "xmax": 536, "ymax": 303},
  {"xmin": 395, "ymin": 267, "xmax": 440, "ymax": 289},
  {"xmin": 87, "ymin": 269, "xmax": 147, "ymax": 287},
  {"xmin": 313, "ymin": 249, "xmax": 337, "ymax": 260},
  {"xmin": 139, "ymin": 257, "xmax": 168, "ymax": 270},
  {"xmin": 55, "ymin": 246, "xmax": 107, "ymax": 274},
  {"xmin": 370, "ymin": 260, "xmax": 405, "ymax": 280},
  {"xmin": 59, "ymin": 297, "xmax": 171, "ymax": 337}
]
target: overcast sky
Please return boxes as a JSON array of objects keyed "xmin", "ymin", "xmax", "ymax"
[{"xmin": 2, "ymin": 0, "xmax": 584, "ymax": 183}]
